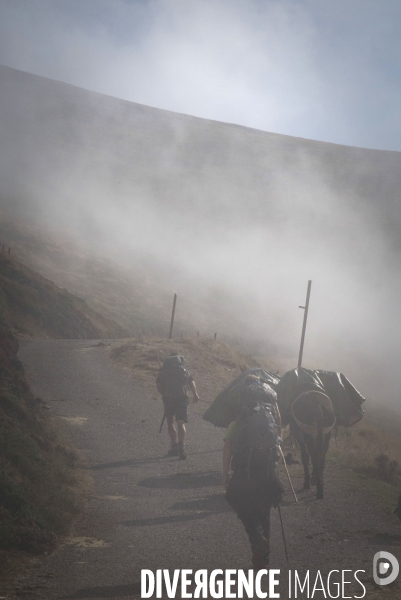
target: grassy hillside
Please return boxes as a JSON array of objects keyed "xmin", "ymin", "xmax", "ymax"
[
  {"xmin": 0, "ymin": 212, "xmax": 172, "ymax": 337},
  {"xmin": 0, "ymin": 328, "xmax": 87, "ymax": 574},
  {"xmin": 0, "ymin": 248, "xmax": 128, "ymax": 339},
  {"xmin": 2, "ymin": 63, "xmax": 401, "ymax": 225},
  {"xmin": 0, "ymin": 211, "xmax": 268, "ymax": 349}
]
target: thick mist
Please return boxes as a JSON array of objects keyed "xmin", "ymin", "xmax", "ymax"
[
  {"xmin": 1, "ymin": 65, "xmax": 401, "ymax": 406},
  {"xmin": 2, "ymin": 0, "xmax": 401, "ymax": 150}
]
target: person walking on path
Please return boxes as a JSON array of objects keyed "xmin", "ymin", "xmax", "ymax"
[
  {"xmin": 156, "ymin": 353, "xmax": 200, "ymax": 460},
  {"xmin": 222, "ymin": 382, "xmax": 284, "ymax": 568}
]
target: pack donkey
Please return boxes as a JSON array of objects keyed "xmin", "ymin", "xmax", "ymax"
[
  {"xmin": 290, "ymin": 389, "xmax": 336, "ymax": 500},
  {"xmin": 277, "ymin": 368, "xmax": 365, "ymax": 500},
  {"xmin": 276, "ymin": 369, "xmax": 338, "ymax": 500}
]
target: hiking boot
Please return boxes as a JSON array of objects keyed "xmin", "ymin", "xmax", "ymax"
[
  {"xmin": 167, "ymin": 443, "xmax": 179, "ymax": 457},
  {"xmin": 252, "ymin": 537, "xmax": 270, "ymax": 570},
  {"xmin": 178, "ymin": 442, "xmax": 187, "ymax": 460}
]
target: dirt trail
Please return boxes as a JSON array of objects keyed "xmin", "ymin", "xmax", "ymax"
[{"xmin": 6, "ymin": 339, "xmax": 400, "ymax": 599}]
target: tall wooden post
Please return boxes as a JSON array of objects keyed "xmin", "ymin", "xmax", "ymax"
[
  {"xmin": 169, "ymin": 293, "xmax": 177, "ymax": 339},
  {"xmin": 298, "ymin": 280, "xmax": 312, "ymax": 369}
]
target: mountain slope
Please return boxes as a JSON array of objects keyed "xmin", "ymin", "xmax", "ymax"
[
  {"xmin": 2, "ymin": 64, "xmax": 401, "ymax": 404},
  {"xmin": 0, "ymin": 250, "xmax": 127, "ymax": 339},
  {"xmin": 0, "ymin": 211, "xmax": 265, "ymax": 346},
  {"xmin": 2, "ymin": 62, "xmax": 401, "ymax": 230}
]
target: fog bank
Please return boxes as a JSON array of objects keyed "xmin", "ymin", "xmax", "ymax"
[{"xmin": 1, "ymin": 64, "xmax": 401, "ymax": 406}]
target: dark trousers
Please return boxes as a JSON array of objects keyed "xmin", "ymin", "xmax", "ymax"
[{"xmin": 225, "ymin": 472, "xmax": 273, "ymax": 551}]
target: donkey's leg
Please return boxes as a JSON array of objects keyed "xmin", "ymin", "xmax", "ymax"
[
  {"xmin": 311, "ymin": 453, "xmax": 318, "ymax": 485},
  {"xmin": 299, "ymin": 436, "xmax": 311, "ymax": 490},
  {"xmin": 304, "ymin": 434, "xmax": 323, "ymax": 498},
  {"xmin": 321, "ymin": 433, "xmax": 331, "ymax": 473},
  {"xmin": 291, "ymin": 424, "xmax": 310, "ymax": 490},
  {"xmin": 311, "ymin": 446, "xmax": 323, "ymax": 500},
  {"xmin": 314, "ymin": 433, "xmax": 331, "ymax": 499},
  {"xmin": 309, "ymin": 408, "xmax": 325, "ymax": 500}
]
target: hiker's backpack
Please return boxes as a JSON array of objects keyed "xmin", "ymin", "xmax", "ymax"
[
  {"xmin": 232, "ymin": 402, "xmax": 281, "ymax": 476},
  {"xmin": 157, "ymin": 355, "xmax": 191, "ymax": 400}
]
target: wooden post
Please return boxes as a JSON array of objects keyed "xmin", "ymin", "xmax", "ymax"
[
  {"xmin": 214, "ymin": 332, "xmax": 217, "ymax": 341},
  {"xmin": 169, "ymin": 293, "xmax": 177, "ymax": 339},
  {"xmin": 298, "ymin": 280, "xmax": 312, "ymax": 369}
]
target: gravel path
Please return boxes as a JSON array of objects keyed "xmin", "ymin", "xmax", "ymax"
[{"xmin": 9, "ymin": 339, "xmax": 401, "ymax": 599}]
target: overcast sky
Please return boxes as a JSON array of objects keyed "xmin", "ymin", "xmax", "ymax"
[{"xmin": 1, "ymin": 0, "xmax": 401, "ymax": 151}]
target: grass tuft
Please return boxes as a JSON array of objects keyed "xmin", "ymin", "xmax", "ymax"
[{"xmin": 329, "ymin": 417, "xmax": 401, "ymax": 488}]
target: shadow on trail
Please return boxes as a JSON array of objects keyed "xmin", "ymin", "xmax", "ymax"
[
  {"xmin": 60, "ymin": 581, "xmax": 141, "ymax": 598},
  {"xmin": 122, "ymin": 493, "xmax": 229, "ymax": 527},
  {"xmin": 90, "ymin": 456, "xmax": 169, "ymax": 470},
  {"xmin": 121, "ymin": 512, "xmax": 212, "ymax": 527},
  {"xmin": 90, "ymin": 449, "xmax": 221, "ymax": 471},
  {"xmin": 294, "ymin": 491, "xmax": 319, "ymax": 504},
  {"xmin": 137, "ymin": 471, "xmax": 221, "ymax": 489},
  {"xmin": 170, "ymin": 493, "xmax": 230, "ymax": 513}
]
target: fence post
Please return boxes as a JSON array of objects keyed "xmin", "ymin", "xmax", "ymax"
[
  {"xmin": 298, "ymin": 280, "xmax": 312, "ymax": 369},
  {"xmin": 169, "ymin": 294, "xmax": 177, "ymax": 339}
]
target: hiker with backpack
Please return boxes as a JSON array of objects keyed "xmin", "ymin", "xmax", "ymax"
[
  {"xmin": 156, "ymin": 353, "xmax": 200, "ymax": 460},
  {"xmin": 222, "ymin": 382, "xmax": 284, "ymax": 569}
]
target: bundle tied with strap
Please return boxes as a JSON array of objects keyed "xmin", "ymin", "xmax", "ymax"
[{"xmin": 277, "ymin": 367, "xmax": 365, "ymax": 429}]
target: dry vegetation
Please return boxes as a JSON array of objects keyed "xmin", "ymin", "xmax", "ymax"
[
  {"xmin": 110, "ymin": 335, "xmax": 280, "ymax": 408},
  {"xmin": 0, "ymin": 212, "xmax": 177, "ymax": 337},
  {"xmin": 0, "ymin": 329, "xmax": 90, "ymax": 585},
  {"xmin": 0, "ymin": 251, "xmax": 127, "ymax": 339},
  {"xmin": 330, "ymin": 417, "xmax": 401, "ymax": 487}
]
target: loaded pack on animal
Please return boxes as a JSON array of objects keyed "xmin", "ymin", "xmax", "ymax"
[
  {"xmin": 276, "ymin": 368, "xmax": 365, "ymax": 499},
  {"xmin": 203, "ymin": 365, "xmax": 365, "ymax": 504}
]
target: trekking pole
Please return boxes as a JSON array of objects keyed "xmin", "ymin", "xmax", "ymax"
[
  {"xmin": 277, "ymin": 504, "xmax": 289, "ymax": 564},
  {"xmin": 278, "ymin": 446, "xmax": 298, "ymax": 503},
  {"xmin": 159, "ymin": 414, "xmax": 166, "ymax": 433},
  {"xmin": 274, "ymin": 400, "xmax": 298, "ymax": 503}
]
